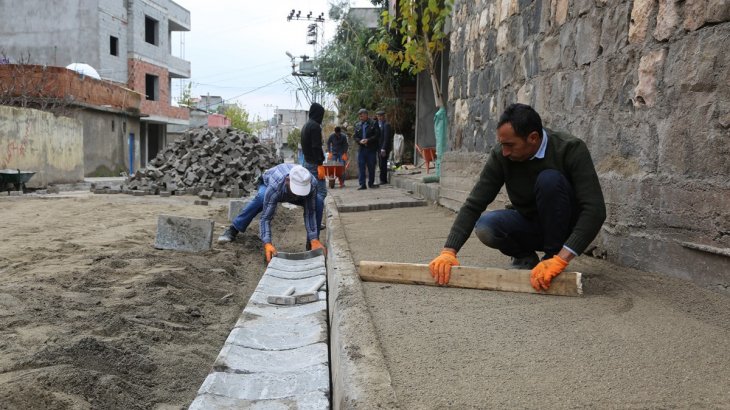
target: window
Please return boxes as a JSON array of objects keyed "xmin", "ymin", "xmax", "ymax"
[
  {"xmin": 145, "ymin": 74, "xmax": 159, "ymax": 101},
  {"xmin": 110, "ymin": 36, "xmax": 118, "ymax": 56},
  {"xmin": 145, "ymin": 16, "xmax": 158, "ymax": 45}
]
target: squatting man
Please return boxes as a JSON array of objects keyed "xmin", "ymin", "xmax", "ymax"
[
  {"xmin": 218, "ymin": 164, "xmax": 325, "ymax": 262},
  {"xmin": 429, "ymin": 103, "xmax": 606, "ymax": 291}
]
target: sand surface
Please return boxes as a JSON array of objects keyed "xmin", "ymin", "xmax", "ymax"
[
  {"xmin": 341, "ymin": 204, "xmax": 730, "ymax": 409},
  {"xmin": 0, "ymin": 192, "xmax": 305, "ymax": 409}
]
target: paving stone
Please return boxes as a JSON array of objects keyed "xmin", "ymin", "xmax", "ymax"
[
  {"xmin": 265, "ymin": 266, "xmax": 326, "ymax": 280},
  {"xmin": 8, "ymin": 191, "xmax": 22, "ymax": 196},
  {"xmin": 267, "ymin": 256, "xmax": 326, "ymax": 272},
  {"xmin": 154, "ymin": 214, "xmax": 214, "ymax": 252},
  {"xmin": 226, "ymin": 312, "xmax": 327, "ymax": 350},
  {"xmin": 159, "ymin": 191, "xmax": 171, "ymax": 197},
  {"xmin": 196, "ymin": 367, "xmax": 329, "ymax": 401},
  {"xmin": 213, "ymin": 342, "xmax": 328, "ymax": 374},
  {"xmin": 194, "ymin": 200, "xmax": 208, "ymax": 206},
  {"xmin": 253, "ymin": 275, "xmax": 326, "ymax": 297},
  {"xmin": 228, "ymin": 199, "xmax": 250, "ymax": 222},
  {"xmin": 189, "ymin": 390, "xmax": 330, "ymax": 410},
  {"xmin": 242, "ymin": 300, "xmax": 327, "ymax": 319}
]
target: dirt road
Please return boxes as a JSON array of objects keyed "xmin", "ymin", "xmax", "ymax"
[{"xmin": 0, "ymin": 192, "xmax": 305, "ymax": 409}]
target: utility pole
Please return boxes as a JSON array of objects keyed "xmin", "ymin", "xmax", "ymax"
[{"xmin": 285, "ymin": 10, "xmax": 326, "ymax": 106}]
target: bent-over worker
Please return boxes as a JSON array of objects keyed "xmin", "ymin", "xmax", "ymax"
[
  {"xmin": 218, "ymin": 164, "xmax": 325, "ymax": 262},
  {"xmin": 429, "ymin": 103, "xmax": 606, "ymax": 291}
]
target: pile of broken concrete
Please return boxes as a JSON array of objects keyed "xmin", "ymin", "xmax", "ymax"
[{"xmin": 121, "ymin": 127, "xmax": 280, "ymax": 198}]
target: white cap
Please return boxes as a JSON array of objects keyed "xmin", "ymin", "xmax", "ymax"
[{"xmin": 288, "ymin": 165, "xmax": 312, "ymax": 196}]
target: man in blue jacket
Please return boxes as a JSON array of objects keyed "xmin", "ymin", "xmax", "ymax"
[
  {"xmin": 217, "ymin": 164, "xmax": 325, "ymax": 261},
  {"xmin": 352, "ymin": 108, "xmax": 380, "ymax": 190}
]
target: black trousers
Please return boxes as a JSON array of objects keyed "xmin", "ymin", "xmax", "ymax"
[{"xmin": 378, "ymin": 150, "xmax": 390, "ymax": 183}]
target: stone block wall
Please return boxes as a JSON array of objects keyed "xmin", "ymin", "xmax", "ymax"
[{"xmin": 447, "ymin": 0, "xmax": 729, "ymax": 288}]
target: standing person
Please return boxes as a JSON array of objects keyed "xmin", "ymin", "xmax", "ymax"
[
  {"xmin": 327, "ymin": 126, "xmax": 349, "ymax": 187},
  {"xmin": 352, "ymin": 108, "xmax": 380, "ymax": 190},
  {"xmin": 217, "ymin": 164, "xmax": 326, "ymax": 261},
  {"xmin": 376, "ymin": 109, "xmax": 394, "ymax": 184},
  {"xmin": 300, "ymin": 102, "xmax": 327, "ymax": 231},
  {"xmin": 428, "ymin": 103, "xmax": 606, "ymax": 291}
]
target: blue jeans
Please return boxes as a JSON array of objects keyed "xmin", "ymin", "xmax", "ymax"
[
  {"xmin": 358, "ymin": 149, "xmax": 377, "ymax": 187},
  {"xmin": 231, "ymin": 183, "xmax": 267, "ymax": 233},
  {"xmin": 302, "ymin": 160, "xmax": 326, "ymax": 230},
  {"xmin": 473, "ymin": 169, "xmax": 576, "ymax": 258}
]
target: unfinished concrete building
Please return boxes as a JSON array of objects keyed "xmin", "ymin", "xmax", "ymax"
[{"xmin": 0, "ymin": 0, "xmax": 191, "ymax": 172}]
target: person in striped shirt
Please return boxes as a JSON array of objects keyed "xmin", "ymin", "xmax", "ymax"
[{"xmin": 218, "ymin": 164, "xmax": 325, "ymax": 262}]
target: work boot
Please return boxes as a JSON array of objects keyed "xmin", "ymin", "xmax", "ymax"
[
  {"xmin": 509, "ymin": 253, "xmax": 539, "ymax": 269},
  {"xmin": 358, "ymin": 185, "xmax": 367, "ymax": 190},
  {"xmin": 217, "ymin": 226, "xmax": 238, "ymax": 243},
  {"xmin": 369, "ymin": 184, "xmax": 379, "ymax": 189}
]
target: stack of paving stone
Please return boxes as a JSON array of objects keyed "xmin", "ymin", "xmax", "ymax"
[
  {"xmin": 122, "ymin": 127, "xmax": 280, "ymax": 197},
  {"xmin": 189, "ymin": 250, "xmax": 330, "ymax": 408}
]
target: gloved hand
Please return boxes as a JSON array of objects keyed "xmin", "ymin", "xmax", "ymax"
[
  {"xmin": 327, "ymin": 152, "xmax": 332, "ymax": 160},
  {"xmin": 264, "ymin": 243, "xmax": 277, "ymax": 263},
  {"xmin": 428, "ymin": 249, "xmax": 459, "ymax": 285},
  {"xmin": 310, "ymin": 239, "xmax": 326, "ymax": 255},
  {"xmin": 530, "ymin": 255, "xmax": 569, "ymax": 291},
  {"xmin": 380, "ymin": 149, "xmax": 386, "ymax": 158},
  {"xmin": 342, "ymin": 153, "xmax": 348, "ymax": 161}
]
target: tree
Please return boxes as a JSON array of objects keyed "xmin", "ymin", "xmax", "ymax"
[
  {"xmin": 224, "ymin": 104, "xmax": 253, "ymax": 133},
  {"xmin": 178, "ymin": 81, "xmax": 194, "ymax": 107},
  {"xmin": 287, "ymin": 128, "xmax": 301, "ymax": 149},
  {"xmin": 371, "ymin": 0, "xmax": 453, "ymax": 108},
  {"xmin": 317, "ymin": 6, "xmax": 414, "ymax": 130}
]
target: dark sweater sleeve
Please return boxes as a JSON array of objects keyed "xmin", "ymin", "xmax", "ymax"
[
  {"xmin": 563, "ymin": 141, "xmax": 606, "ymax": 254},
  {"xmin": 444, "ymin": 149, "xmax": 504, "ymax": 251}
]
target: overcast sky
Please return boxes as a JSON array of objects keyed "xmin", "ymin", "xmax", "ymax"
[{"xmin": 172, "ymin": 0, "xmax": 373, "ymax": 121}]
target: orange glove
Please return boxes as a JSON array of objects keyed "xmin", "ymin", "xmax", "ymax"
[
  {"xmin": 317, "ymin": 165, "xmax": 325, "ymax": 180},
  {"xmin": 264, "ymin": 243, "xmax": 277, "ymax": 263},
  {"xmin": 342, "ymin": 153, "xmax": 348, "ymax": 161},
  {"xmin": 310, "ymin": 239, "xmax": 326, "ymax": 255},
  {"xmin": 530, "ymin": 255, "xmax": 569, "ymax": 291},
  {"xmin": 428, "ymin": 249, "xmax": 459, "ymax": 285},
  {"xmin": 327, "ymin": 152, "xmax": 332, "ymax": 160}
]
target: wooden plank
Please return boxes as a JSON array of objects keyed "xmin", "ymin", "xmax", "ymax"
[{"xmin": 358, "ymin": 261, "xmax": 582, "ymax": 297}]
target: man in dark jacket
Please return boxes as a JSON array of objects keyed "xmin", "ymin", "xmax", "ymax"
[
  {"xmin": 429, "ymin": 103, "xmax": 606, "ymax": 291},
  {"xmin": 327, "ymin": 126, "xmax": 349, "ymax": 187},
  {"xmin": 300, "ymin": 102, "xmax": 326, "ymax": 230},
  {"xmin": 376, "ymin": 109, "xmax": 394, "ymax": 184},
  {"xmin": 352, "ymin": 108, "xmax": 380, "ymax": 190}
]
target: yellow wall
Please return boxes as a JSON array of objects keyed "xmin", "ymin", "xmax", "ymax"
[{"xmin": 0, "ymin": 106, "xmax": 84, "ymax": 187}]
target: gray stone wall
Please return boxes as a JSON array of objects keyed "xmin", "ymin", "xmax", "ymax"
[{"xmin": 447, "ymin": 0, "xmax": 729, "ymax": 288}]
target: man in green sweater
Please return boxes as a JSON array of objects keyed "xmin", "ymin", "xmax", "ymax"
[{"xmin": 429, "ymin": 103, "xmax": 606, "ymax": 291}]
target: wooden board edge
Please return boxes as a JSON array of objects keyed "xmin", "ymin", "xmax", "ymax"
[{"xmin": 358, "ymin": 261, "xmax": 583, "ymax": 297}]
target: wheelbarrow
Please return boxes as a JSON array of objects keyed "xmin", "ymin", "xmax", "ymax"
[
  {"xmin": 0, "ymin": 169, "xmax": 36, "ymax": 192},
  {"xmin": 320, "ymin": 159, "xmax": 350, "ymax": 189}
]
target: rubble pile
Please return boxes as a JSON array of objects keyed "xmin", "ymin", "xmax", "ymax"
[{"xmin": 122, "ymin": 127, "xmax": 280, "ymax": 197}]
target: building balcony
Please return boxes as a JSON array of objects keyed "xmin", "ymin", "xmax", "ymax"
[
  {"xmin": 168, "ymin": 55, "xmax": 191, "ymax": 79},
  {"xmin": 167, "ymin": 1, "xmax": 191, "ymax": 31}
]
